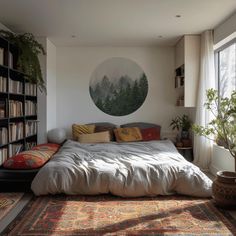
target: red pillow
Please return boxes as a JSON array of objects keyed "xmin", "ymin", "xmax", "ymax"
[
  {"xmin": 3, "ymin": 143, "xmax": 60, "ymax": 170},
  {"xmin": 141, "ymin": 127, "xmax": 160, "ymax": 141},
  {"xmin": 32, "ymin": 143, "xmax": 60, "ymax": 152}
]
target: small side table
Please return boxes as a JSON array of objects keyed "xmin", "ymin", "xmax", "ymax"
[{"xmin": 176, "ymin": 146, "xmax": 193, "ymax": 162}]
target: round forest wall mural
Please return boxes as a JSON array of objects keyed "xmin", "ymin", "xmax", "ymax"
[{"xmin": 89, "ymin": 57, "xmax": 148, "ymax": 116}]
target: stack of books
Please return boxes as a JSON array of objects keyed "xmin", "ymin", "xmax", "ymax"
[
  {"xmin": 25, "ymin": 100, "xmax": 37, "ymax": 116},
  {"xmin": 0, "ymin": 99, "xmax": 6, "ymax": 118},
  {"xmin": 0, "ymin": 76, "xmax": 7, "ymax": 92},
  {"xmin": 0, "ymin": 127, "xmax": 8, "ymax": 145},
  {"xmin": 25, "ymin": 120, "xmax": 37, "ymax": 137},
  {"xmin": 9, "ymin": 143, "xmax": 23, "ymax": 157},
  {"xmin": 9, "ymin": 122, "xmax": 24, "ymax": 142},
  {"xmin": 0, "ymin": 148, "xmax": 8, "ymax": 165},
  {"xmin": 9, "ymin": 79, "xmax": 23, "ymax": 94},
  {"xmin": 25, "ymin": 83, "xmax": 37, "ymax": 96},
  {"xmin": 9, "ymin": 100, "xmax": 23, "ymax": 117}
]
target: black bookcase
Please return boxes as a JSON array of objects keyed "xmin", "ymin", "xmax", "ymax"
[{"xmin": 0, "ymin": 36, "xmax": 38, "ymax": 166}]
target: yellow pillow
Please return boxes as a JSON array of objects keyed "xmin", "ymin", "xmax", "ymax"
[
  {"xmin": 114, "ymin": 127, "xmax": 142, "ymax": 142},
  {"xmin": 78, "ymin": 131, "xmax": 110, "ymax": 143},
  {"xmin": 72, "ymin": 124, "xmax": 95, "ymax": 140}
]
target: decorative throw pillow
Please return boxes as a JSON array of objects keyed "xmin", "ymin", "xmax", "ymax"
[
  {"xmin": 141, "ymin": 127, "xmax": 161, "ymax": 141},
  {"xmin": 32, "ymin": 143, "xmax": 60, "ymax": 151},
  {"xmin": 78, "ymin": 131, "xmax": 110, "ymax": 143},
  {"xmin": 72, "ymin": 124, "xmax": 95, "ymax": 140},
  {"xmin": 3, "ymin": 143, "xmax": 60, "ymax": 169},
  {"xmin": 114, "ymin": 127, "xmax": 142, "ymax": 142},
  {"xmin": 95, "ymin": 126, "xmax": 115, "ymax": 141}
]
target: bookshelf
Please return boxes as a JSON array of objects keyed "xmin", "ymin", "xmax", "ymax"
[{"xmin": 0, "ymin": 36, "xmax": 38, "ymax": 166}]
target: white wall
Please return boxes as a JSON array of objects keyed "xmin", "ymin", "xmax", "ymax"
[
  {"xmin": 210, "ymin": 144, "xmax": 235, "ymax": 175},
  {"xmin": 46, "ymin": 39, "xmax": 57, "ymax": 131},
  {"xmin": 214, "ymin": 12, "xmax": 236, "ymax": 44},
  {"xmin": 37, "ymin": 38, "xmax": 57, "ymax": 143},
  {"xmin": 56, "ymin": 46, "xmax": 186, "ymax": 137}
]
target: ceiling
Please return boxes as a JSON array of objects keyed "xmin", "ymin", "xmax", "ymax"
[{"xmin": 0, "ymin": 0, "xmax": 235, "ymax": 46}]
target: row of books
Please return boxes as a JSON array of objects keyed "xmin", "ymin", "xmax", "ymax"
[
  {"xmin": 0, "ymin": 148, "xmax": 8, "ymax": 165},
  {"xmin": 25, "ymin": 100, "xmax": 37, "ymax": 116},
  {"xmin": 0, "ymin": 76, "xmax": 7, "ymax": 92},
  {"xmin": 26, "ymin": 141, "xmax": 37, "ymax": 150},
  {"xmin": 0, "ymin": 127, "xmax": 8, "ymax": 145},
  {"xmin": 9, "ymin": 100, "xmax": 23, "ymax": 117},
  {"xmin": 25, "ymin": 120, "xmax": 38, "ymax": 137},
  {"xmin": 9, "ymin": 78, "xmax": 23, "ymax": 94},
  {"xmin": 9, "ymin": 143, "xmax": 23, "ymax": 157},
  {"xmin": 9, "ymin": 122, "xmax": 24, "ymax": 142},
  {"xmin": 25, "ymin": 83, "xmax": 37, "ymax": 96}
]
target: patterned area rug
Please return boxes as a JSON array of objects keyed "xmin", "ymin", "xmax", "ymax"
[
  {"xmin": 4, "ymin": 195, "xmax": 236, "ymax": 236},
  {"xmin": 0, "ymin": 193, "xmax": 24, "ymax": 221}
]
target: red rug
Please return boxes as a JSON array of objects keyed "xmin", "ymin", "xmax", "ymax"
[{"xmin": 4, "ymin": 195, "xmax": 236, "ymax": 235}]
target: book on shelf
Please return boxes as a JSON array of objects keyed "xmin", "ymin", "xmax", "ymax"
[
  {"xmin": 9, "ymin": 78, "xmax": 23, "ymax": 94},
  {"xmin": 0, "ymin": 76, "xmax": 7, "ymax": 92},
  {"xmin": 0, "ymin": 148, "xmax": 8, "ymax": 165},
  {"xmin": 0, "ymin": 48, "xmax": 4, "ymax": 65},
  {"xmin": 25, "ymin": 100, "xmax": 37, "ymax": 116},
  {"xmin": 25, "ymin": 83, "xmax": 37, "ymax": 96},
  {"xmin": 9, "ymin": 122, "xmax": 24, "ymax": 142},
  {"xmin": 26, "ymin": 141, "xmax": 37, "ymax": 150},
  {"xmin": 0, "ymin": 99, "xmax": 6, "ymax": 118},
  {"xmin": 0, "ymin": 127, "xmax": 8, "ymax": 145},
  {"xmin": 25, "ymin": 120, "xmax": 38, "ymax": 137},
  {"xmin": 9, "ymin": 51, "xmax": 13, "ymax": 69},
  {"xmin": 9, "ymin": 100, "xmax": 23, "ymax": 117},
  {"xmin": 9, "ymin": 143, "xmax": 23, "ymax": 157}
]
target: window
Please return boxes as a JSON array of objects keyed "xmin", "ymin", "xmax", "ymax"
[{"xmin": 215, "ymin": 39, "xmax": 236, "ymax": 98}]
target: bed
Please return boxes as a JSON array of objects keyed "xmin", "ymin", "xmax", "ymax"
[{"xmin": 31, "ymin": 138, "xmax": 212, "ymax": 197}]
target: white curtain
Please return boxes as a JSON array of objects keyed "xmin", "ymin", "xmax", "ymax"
[{"xmin": 194, "ymin": 30, "xmax": 215, "ymax": 171}]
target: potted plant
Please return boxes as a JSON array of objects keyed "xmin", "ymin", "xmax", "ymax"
[
  {"xmin": 0, "ymin": 30, "xmax": 46, "ymax": 92},
  {"xmin": 170, "ymin": 114, "xmax": 192, "ymax": 146},
  {"xmin": 192, "ymin": 88, "xmax": 236, "ymax": 207}
]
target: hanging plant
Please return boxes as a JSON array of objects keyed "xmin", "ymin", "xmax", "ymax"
[{"xmin": 0, "ymin": 30, "xmax": 46, "ymax": 92}]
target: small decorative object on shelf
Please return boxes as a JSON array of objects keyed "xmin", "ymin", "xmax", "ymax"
[{"xmin": 192, "ymin": 89, "xmax": 236, "ymax": 207}]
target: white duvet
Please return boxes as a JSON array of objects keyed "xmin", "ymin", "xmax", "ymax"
[{"xmin": 31, "ymin": 140, "xmax": 212, "ymax": 197}]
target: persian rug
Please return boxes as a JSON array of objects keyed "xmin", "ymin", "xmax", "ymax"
[
  {"xmin": 0, "ymin": 192, "xmax": 24, "ymax": 221},
  {"xmin": 3, "ymin": 195, "xmax": 236, "ymax": 236}
]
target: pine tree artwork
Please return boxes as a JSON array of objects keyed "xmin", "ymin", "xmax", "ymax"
[{"xmin": 89, "ymin": 58, "xmax": 148, "ymax": 116}]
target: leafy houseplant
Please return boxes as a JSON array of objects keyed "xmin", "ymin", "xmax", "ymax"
[
  {"xmin": 192, "ymin": 89, "xmax": 236, "ymax": 171},
  {"xmin": 0, "ymin": 30, "xmax": 46, "ymax": 92},
  {"xmin": 192, "ymin": 89, "xmax": 236, "ymax": 207},
  {"xmin": 170, "ymin": 114, "xmax": 192, "ymax": 139}
]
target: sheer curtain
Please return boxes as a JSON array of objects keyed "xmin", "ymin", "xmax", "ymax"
[{"xmin": 193, "ymin": 30, "xmax": 215, "ymax": 171}]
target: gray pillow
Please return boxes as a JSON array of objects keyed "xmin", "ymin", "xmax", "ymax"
[{"xmin": 87, "ymin": 122, "xmax": 117, "ymax": 128}]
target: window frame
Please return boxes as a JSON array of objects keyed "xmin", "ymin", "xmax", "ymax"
[{"xmin": 214, "ymin": 38, "xmax": 236, "ymax": 95}]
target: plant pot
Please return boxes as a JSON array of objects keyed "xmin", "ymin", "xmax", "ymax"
[
  {"xmin": 212, "ymin": 171, "xmax": 236, "ymax": 208},
  {"xmin": 181, "ymin": 131, "xmax": 189, "ymax": 139}
]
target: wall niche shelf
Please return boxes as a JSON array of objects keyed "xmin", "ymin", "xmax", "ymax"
[{"xmin": 175, "ymin": 35, "xmax": 200, "ymax": 107}]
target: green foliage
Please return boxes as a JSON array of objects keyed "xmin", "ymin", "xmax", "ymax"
[
  {"xmin": 0, "ymin": 30, "xmax": 46, "ymax": 92},
  {"xmin": 192, "ymin": 89, "xmax": 236, "ymax": 160},
  {"xmin": 170, "ymin": 114, "xmax": 192, "ymax": 131},
  {"xmin": 90, "ymin": 73, "xmax": 148, "ymax": 116}
]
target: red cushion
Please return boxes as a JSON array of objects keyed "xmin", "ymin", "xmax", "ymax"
[
  {"xmin": 3, "ymin": 143, "xmax": 60, "ymax": 170},
  {"xmin": 141, "ymin": 127, "xmax": 160, "ymax": 141},
  {"xmin": 32, "ymin": 143, "xmax": 60, "ymax": 151}
]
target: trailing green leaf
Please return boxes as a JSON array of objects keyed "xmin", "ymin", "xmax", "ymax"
[{"xmin": 0, "ymin": 30, "xmax": 46, "ymax": 92}]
